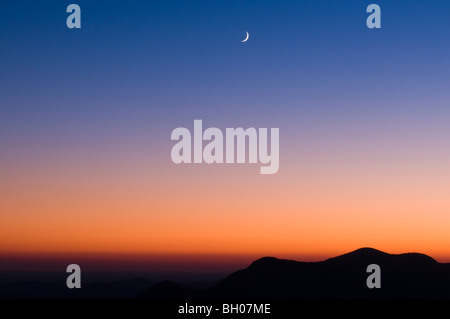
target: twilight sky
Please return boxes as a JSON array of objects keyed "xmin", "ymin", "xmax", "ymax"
[{"xmin": 1, "ymin": 0, "xmax": 450, "ymax": 272}]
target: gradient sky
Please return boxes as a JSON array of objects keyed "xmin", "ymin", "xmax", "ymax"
[{"xmin": 1, "ymin": 0, "xmax": 450, "ymax": 273}]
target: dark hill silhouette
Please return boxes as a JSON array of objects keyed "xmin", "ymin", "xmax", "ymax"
[
  {"xmin": 136, "ymin": 281, "xmax": 203, "ymax": 299},
  {"xmin": 0, "ymin": 278, "xmax": 153, "ymax": 299},
  {"xmin": 137, "ymin": 248, "xmax": 450, "ymax": 299},
  {"xmin": 326, "ymin": 247, "xmax": 438, "ymax": 266}
]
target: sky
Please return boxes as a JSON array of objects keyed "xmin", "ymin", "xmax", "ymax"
[{"xmin": 1, "ymin": 0, "xmax": 450, "ymax": 274}]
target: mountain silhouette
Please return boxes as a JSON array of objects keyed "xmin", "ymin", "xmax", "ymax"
[{"xmin": 137, "ymin": 248, "xmax": 450, "ymax": 299}]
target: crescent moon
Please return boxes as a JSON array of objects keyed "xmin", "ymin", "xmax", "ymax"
[{"xmin": 241, "ymin": 31, "xmax": 249, "ymax": 43}]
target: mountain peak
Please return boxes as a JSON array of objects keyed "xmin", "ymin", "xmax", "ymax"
[
  {"xmin": 347, "ymin": 247, "xmax": 388, "ymax": 257},
  {"xmin": 248, "ymin": 257, "xmax": 280, "ymax": 268},
  {"xmin": 396, "ymin": 252, "xmax": 438, "ymax": 264},
  {"xmin": 251, "ymin": 256, "xmax": 279, "ymax": 264},
  {"xmin": 325, "ymin": 247, "xmax": 437, "ymax": 265},
  {"xmin": 324, "ymin": 247, "xmax": 387, "ymax": 263}
]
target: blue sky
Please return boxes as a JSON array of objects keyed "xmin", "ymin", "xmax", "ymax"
[{"xmin": 1, "ymin": 0, "xmax": 449, "ymax": 157}]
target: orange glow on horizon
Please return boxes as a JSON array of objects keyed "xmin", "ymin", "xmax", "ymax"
[{"xmin": 1, "ymin": 138, "xmax": 450, "ymax": 267}]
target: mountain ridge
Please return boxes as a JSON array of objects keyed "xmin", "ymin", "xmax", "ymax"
[{"xmin": 137, "ymin": 247, "xmax": 450, "ymax": 299}]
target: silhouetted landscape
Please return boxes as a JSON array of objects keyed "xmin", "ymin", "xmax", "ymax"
[{"xmin": 2, "ymin": 248, "xmax": 450, "ymax": 299}]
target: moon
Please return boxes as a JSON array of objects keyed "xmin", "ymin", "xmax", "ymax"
[{"xmin": 241, "ymin": 31, "xmax": 249, "ymax": 43}]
